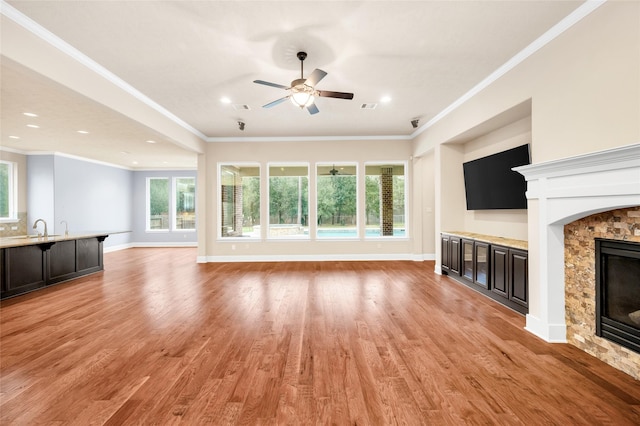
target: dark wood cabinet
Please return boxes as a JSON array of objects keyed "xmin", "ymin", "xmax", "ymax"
[
  {"xmin": 441, "ymin": 234, "xmax": 461, "ymax": 276},
  {"xmin": 440, "ymin": 233, "xmax": 528, "ymax": 315},
  {"xmin": 441, "ymin": 234, "xmax": 451, "ymax": 273},
  {"xmin": 1, "ymin": 235, "xmax": 107, "ymax": 299},
  {"xmin": 490, "ymin": 245, "xmax": 528, "ymax": 311}
]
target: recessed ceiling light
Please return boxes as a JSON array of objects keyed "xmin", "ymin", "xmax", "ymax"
[
  {"xmin": 380, "ymin": 96, "xmax": 392, "ymax": 103},
  {"xmin": 26, "ymin": 124, "xmax": 39, "ymax": 128},
  {"xmin": 146, "ymin": 140, "xmax": 157, "ymax": 144},
  {"xmin": 220, "ymin": 97, "xmax": 231, "ymax": 104},
  {"xmin": 77, "ymin": 130, "xmax": 89, "ymax": 134},
  {"xmin": 132, "ymin": 161, "xmax": 139, "ymax": 165},
  {"xmin": 23, "ymin": 112, "xmax": 38, "ymax": 117},
  {"xmin": 120, "ymin": 151, "xmax": 130, "ymax": 155},
  {"xmin": 9, "ymin": 135, "xmax": 20, "ymax": 140}
]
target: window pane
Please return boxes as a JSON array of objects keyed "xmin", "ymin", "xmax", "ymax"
[
  {"xmin": 148, "ymin": 178, "xmax": 169, "ymax": 230},
  {"xmin": 268, "ymin": 165, "xmax": 308, "ymax": 238},
  {"xmin": 220, "ymin": 164, "xmax": 260, "ymax": 238},
  {"xmin": 0, "ymin": 162, "xmax": 10, "ymax": 219},
  {"xmin": 175, "ymin": 177, "xmax": 196, "ymax": 230},
  {"xmin": 316, "ymin": 164, "xmax": 357, "ymax": 238},
  {"xmin": 365, "ymin": 164, "xmax": 406, "ymax": 237}
]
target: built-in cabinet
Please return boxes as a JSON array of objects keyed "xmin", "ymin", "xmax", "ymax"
[
  {"xmin": 441, "ymin": 232, "xmax": 528, "ymax": 315},
  {"xmin": 0, "ymin": 236, "xmax": 106, "ymax": 299}
]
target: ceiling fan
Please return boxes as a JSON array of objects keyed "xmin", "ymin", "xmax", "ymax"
[{"xmin": 253, "ymin": 51, "xmax": 354, "ymax": 115}]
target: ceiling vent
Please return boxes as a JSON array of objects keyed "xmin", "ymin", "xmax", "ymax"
[
  {"xmin": 232, "ymin": 104, "xmax": 250, "ymax": 110},
  {"xmin": 360, "ymin": 103, "xmax": 377, "ymax": 110}
]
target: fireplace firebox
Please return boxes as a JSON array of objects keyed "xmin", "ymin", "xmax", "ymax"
[{"xmin": 595, "ymin": 238, "xmax": 640, "ymax": 354}]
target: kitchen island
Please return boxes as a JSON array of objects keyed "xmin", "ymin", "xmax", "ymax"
[{"xmin": 0, "ymin": 232, "xmax": 125, "ymax": 299}]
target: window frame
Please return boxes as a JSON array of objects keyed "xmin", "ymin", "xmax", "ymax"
[
  {"xmin": 217, "ymin": 162, "xmax": 261, "ymax": 240},
  {"xmin": 146, "ymin": 177, "xmax": 170, "ymax": 232},
  {"xmin": 172, "ymin": 176, "xmax": 196, "ymax": 232},
  {"xmin": 267, "ymin": 162, "xmax": 310, "ymax": 240},
  {"xmin": 0, "ymin": 161, "xmax": 18, "ymax": 222},
  {"xmin": 315, "ymin": 162, "xmax": 359, "ymax": 240},
  {"xmin": 363, "ymin": 161, "xmax": 409, "ymax": 239}
]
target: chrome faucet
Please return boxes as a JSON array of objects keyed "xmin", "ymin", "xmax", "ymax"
[
  {"xmin": 33, "ymin": 218, "xmax": 48, "ymax": 238},
  {"xmin": 60, "ymin": 220, "xmax": 69, "ymax": 237}
]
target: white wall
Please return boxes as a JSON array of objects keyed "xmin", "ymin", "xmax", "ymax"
[
  {"xmin": 201, "ymin": 139, "xmax": 416, "ymax": 261},
  {"xmin": 415, "ymin": 1, "xmax": 639, "ymax": 270}
]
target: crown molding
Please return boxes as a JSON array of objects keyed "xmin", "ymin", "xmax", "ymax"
[
  {"xmin": 2, "ymin": 0, "xmax": 607, "ymax": 144},
  {"xmin": 0, "ymin": 0, "xmax": 207, "ymax": 142},
  {"xmin": 412, "ymin": 0, "xmax": 607, "ymax": 139}
]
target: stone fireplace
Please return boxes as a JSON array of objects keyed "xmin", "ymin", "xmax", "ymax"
[
  {"xmin": 515, "ymin": 143, "xmax": 640, "ymax": 379},
  {"xmin": 565, "ymin": 209, "xmax": 640, "ymax": 379}
]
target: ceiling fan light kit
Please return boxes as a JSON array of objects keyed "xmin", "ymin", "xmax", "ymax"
[{"xmin": 254, "ymin": 51, "xmax": 354, "ymax": 115}]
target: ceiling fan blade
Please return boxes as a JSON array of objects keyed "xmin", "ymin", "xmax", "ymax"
[
  {"xmin": 262, "ymin": 96, "xmax": 289, "ymax": 108},
  {"xmin": 306, "ymin": 103, "xmax": 320, "ymax": 115},
  {"xmin": 254, "ymin": 80, "xmax": 289, "ymax": 90},
  {"xmin": 317, "ymin": 90, "xmax": 354, "ymax": 100},
  {"xmin": 305, "ymin": 69, "xmax": 327, "ymax": 87}
]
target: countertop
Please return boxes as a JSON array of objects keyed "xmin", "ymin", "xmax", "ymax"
[
  {"xmin": 441, "ymin": 231, "xmax": 528, "ymax": 250},
  {"xmin": 0, "ymin": 231, "xmax": 130, "ymax": 249}
]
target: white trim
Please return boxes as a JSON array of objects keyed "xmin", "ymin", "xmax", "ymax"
[
  {"xmin": 0, "ymin": 0, "xmax": 207, "ymax": 142},
  {"xmin": 104, "ymin": 243, "xmax": 134, "ymax": 253},
  {"xmin": 201, "ymin": 253, "xmax": 415, "ymax": 263},
  {"xmin": 0, "ymin": 0, "xmax": 605, "ymax": 144},
  {"xmin": 207, "ymin": 135, "xmax": 412, "ymax": 143},
  {"xmin": 411, "ymin": 0, "xmax": 607, "ymax": 139},
  {"xmin": 131, "ymin": 242, "xmax": 198, "ymax": 248},
  {"xmin": 514, "ymin": 143, "xmax": 640, "ymax": 344}
]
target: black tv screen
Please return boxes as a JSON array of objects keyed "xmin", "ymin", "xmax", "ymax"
[{"xmin": 463, "ymin": 144, "xmax": 530, "ymax": 210}]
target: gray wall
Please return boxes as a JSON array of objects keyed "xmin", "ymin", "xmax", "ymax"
[
  {"xmin": 26, "ymin": 155, "xmax": 197, "ymax": 248},
  {"xmin": 131, "ymin": 170, "xmax": 197, "ymax": 244},
  {"xmin": 53, "ymin": 156, "xmax": 133, "ymax": 249}
]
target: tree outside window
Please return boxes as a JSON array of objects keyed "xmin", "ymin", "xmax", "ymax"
[
  {"xmin": 268, "ymin": 165, "xmax": 308, "ymax": 238},
  {"xmin": 220, "ymin": 164, "xmax": 260, "ymax": 238},
  {"xmin": 0, "ymin": 162, "xmax": 13, "ymax": 219},
  {"xmin": 148, "ymin": 178, "xmax": 169, "ymax": 230},
  {"xmin": 316, "ymin": 164, "xmax": 357, "ymax": 238},
  {"xmin": 365, "ymin": 163, "xmax": 406, "ymax": 237}
]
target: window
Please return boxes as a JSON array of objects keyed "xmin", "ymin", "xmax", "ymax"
[
  {"xmin": 175, "ymin": 177, "xmax": 196, "ymax": 230},
  {"xmin": 365, "ymin": 163, "xmax": 407, "ymax": 237},
  {"xmin": 0, "ymin": 161, "xmax": 17, "ymax": 221},
  {"xmin": 220, "ymin": 164, "xmax": 260, "ymax": 238},
  {"xmin": 147, "ymin": 177, "xmax": 169, "ymax": 231},
  {"xmin": 268, "ymin": 164, "xmax": 308, "ymax": 238},
  {"xmin": 316, "ymin": 163, "xmax": 357, "ymax": 238}
]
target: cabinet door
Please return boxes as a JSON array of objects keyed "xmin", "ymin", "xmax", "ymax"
[
  {"xmin": 441, "ymin": 235, "xmax": 450, "ymax": 272},
  {"xmin": 474, "ymin": 242, "xmax": 489, "ymax": 289},
  {"xmin": 509, "ymin": 249, "xmax": 528, "ymax": 308},
  {"xmin": 450, "ymin": 237, "xmax": 461, "ymax": 276},
  {"xmin": 3, "ymin": 245, "xmax": 48, "ymax": 297},
  {"xmin": 462, "ymin": 239, "xmax": 474, "ymax": 282},
  {"xmin": 491, "ymin": 245, "xmax": 509, "ymax": 298}
]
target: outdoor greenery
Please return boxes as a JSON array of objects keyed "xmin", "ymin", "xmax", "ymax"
[
  {"xmin": 268, "ymin": 176, "xmax": 308, "ymax": 225},
  {"xmin": 0, "ymin": 163, "xmax": 9, "ymax": 218}
]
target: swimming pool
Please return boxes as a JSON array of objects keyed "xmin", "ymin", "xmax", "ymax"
[{"xmin": 313, "ymin": 228, "xmax": 406, "ymax": 238}]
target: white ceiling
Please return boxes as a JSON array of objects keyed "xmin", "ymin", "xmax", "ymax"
[{"xmin": 1, "ymin": 0, "xmax": 585, "ymax": 169}]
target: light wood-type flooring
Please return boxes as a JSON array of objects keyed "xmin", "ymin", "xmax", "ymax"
[{"xmin": 1, "ymin": 248, "xmax": 638, "ymax": 424}]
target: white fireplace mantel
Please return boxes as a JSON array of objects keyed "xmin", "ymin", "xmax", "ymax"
[{"xmin": 514, "ymin": 143, "xmax": 640, "ymax": 342}]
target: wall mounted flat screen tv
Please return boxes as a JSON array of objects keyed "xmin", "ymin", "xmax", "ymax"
[{"xmin": 463, "ymin": 144, "xmax": 530, "ymax": 210}]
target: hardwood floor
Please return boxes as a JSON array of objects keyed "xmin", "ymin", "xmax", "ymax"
[{"xmin": 1, "ymin": 248, "xmax": 638, "ymax": 424}]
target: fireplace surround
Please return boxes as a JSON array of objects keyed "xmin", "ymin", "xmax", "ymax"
[{"xmin": 515, "ymin": 143, "xmax": 640, "ymax": 379}]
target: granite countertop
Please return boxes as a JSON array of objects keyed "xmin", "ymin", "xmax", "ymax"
[
  {"xmin": 442, "ymin": 231, "xmax": 528, "ymax": 250},
  {"xmin": 0, "ymin": 231, "xmax": 130, "ymax": 249}
]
